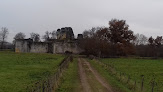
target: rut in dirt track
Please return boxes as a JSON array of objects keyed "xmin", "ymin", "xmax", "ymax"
[{"xmin": 78, "ymin": 58, "xmax": 114, "ymax": 92}]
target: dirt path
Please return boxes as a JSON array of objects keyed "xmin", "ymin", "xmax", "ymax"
[
  {"xmin": 78, "ymin": 58, "xmax": 91, "ymax": 92},
  {"xmin": 78, "ymin": 58, "xmax": 114, "ymax": 92}
]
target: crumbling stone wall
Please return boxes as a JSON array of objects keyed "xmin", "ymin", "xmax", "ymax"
[
  {"xmin": 53, "ymin": 42, "xmax": 64, "ymax": 54},
  {"xmin": 15, "ymin": 39, "xmax": 83, "ymax": 54},
  {"xmin": 30, "ymin": 42, "xmax": 48, "ymax": 53},
  {"xmin": 53, "ymin": 42, "xmax": 82, "ymax": 54},
  {"xmin": 15, "ymin": 39, "xmax": 31, "ymax": 53}
]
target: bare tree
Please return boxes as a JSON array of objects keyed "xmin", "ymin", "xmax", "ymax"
[
  {"xmin": 30, "ymin": 32, "xmax": 40, "ymax": 42},
  {"xmin": 148, "ymin": 36, "xmax": 155, "ymax": 46},
  {"xmin": 83, "ymin": 30, "xmax": 90, "ymax": 38},
  {"xmin": 155, "ymin": 36, "xmax": 162, "ymax": 57},
  {"xmin": 82, "ymin": 27, "xmax": 101, "ymax": 38},
  {"xmin": 80, "ymin": 27, "xmax": 112, "ymax": 57},
  {"xmin": 0, "ymin": 27, "xmax": 9, "ymax": 49},
  {"xmin": 13, "ymin": 32, "xmax": 26, "ymax": 45},
  {"xmin": 42, "ymin": 31, "xmax": 51, "ymax": 41},
  {"xmin": 51, "ymin": 30, "xmax": 56, "ymax": 39},
  {"xmin": 147, "ymin": 36, "xmax": 163, "ymax": 57},
  {"xmin": 134, "ymin": 33, "xmax": 148, "ymax": 45},
  {"xmin": 147, "ymin": 36, "xmax": 156, "ymax": 56},
  {"xmin": 155, "ymin": 36, "xmax": 162, "ymax": 47},
  {"xmin": 14, "ymin": 32, "xmax": 26, "ymax": 40}
]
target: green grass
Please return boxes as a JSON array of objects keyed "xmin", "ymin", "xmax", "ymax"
[
  {"xmin": 0, "ymin": 51, "xmax": 65, "ymax": 92},
  {"xmin": 56, "ymin": 58, "xmax": 81, "ymax": 92},
  {"xmin": 88, "ymin": 59, "xmax": 131, "ymax": 92},
  {"xmin": 100, "ymin": 58, "xmax": 163, "ymax": 92}
]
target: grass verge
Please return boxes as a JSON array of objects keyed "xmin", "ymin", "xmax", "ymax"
[
  {"xmin": 88, "ymin": 59, "xmax": 132, "ymax": 92},
  {"xmin": 55, "ymin": 58, "xmax": 81, "ymax": 92},
  {"xmin": 101, "ymin": 58, "xmax": 163, "ymax": 92}
]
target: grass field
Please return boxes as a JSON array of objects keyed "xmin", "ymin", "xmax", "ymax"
[
  {"xmin": 1, "ymin": 51, "xmax": 162, "ymax": 92},
  {"xmin": 100, "ymin": 58, "xmax": 163, "ymax": 92},
  {"xmin": 0, "ymin": 51, "xmax": 64, "ymax": 92}
]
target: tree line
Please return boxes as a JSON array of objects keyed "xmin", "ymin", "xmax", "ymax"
[
  {"xmin": 13, "ymin": 30, "xmax": 57, "ymax": 42},
  {"xmin": 78, "ymin": 19, "xmax": 163, "ymax": 57},
  {"xmin": 0, "ymin": 27, "xmax": 9, "ymax": 49},
  {"xmin": 1, "ymin": 18, "xmax": 163, "ymax": 57},
  {"xmin": 0, "ymin": 28, "xmax": 57, "ymax": 49}
]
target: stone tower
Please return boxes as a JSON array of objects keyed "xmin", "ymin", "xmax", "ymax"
[{"xmin": 56, "ymin": 27, "xmax": 74, "ymax": 40}]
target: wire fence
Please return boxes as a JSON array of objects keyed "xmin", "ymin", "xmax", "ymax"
[
  {"xmin": 93, "ymin": 58, "xmax": 163, "ymax": 92},
  {"xmin": 26, "ymin": 55, "xmax": 73, "ymax": 92}
]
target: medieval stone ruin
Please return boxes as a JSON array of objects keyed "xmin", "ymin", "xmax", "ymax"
[{"xmin": 15, "ymin": 27, "xmax": 83, "ymax": 54}]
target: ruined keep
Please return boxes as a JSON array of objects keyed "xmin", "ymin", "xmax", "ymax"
[
  {"xmin": 15, "ymin": 27, "xmax": 83, "ymax": 54},
  {"xmin": 56, "ymin": 27, "xmax": 74, "ymax": 40}
]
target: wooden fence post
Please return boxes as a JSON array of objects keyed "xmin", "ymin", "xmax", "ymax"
[
  {"xmin": 42, "ymin": 82, "xmax": 45, "ymax": 92},
  {"xmin": 133, "ymin": 80, "xmax": 136, "ymax": 90},
  {"xmin": 150, "ymin": 77, "xmax": 156, "ymax": 92},
  {"xmin": 141, "ymin": 75, "xmax": 144, "ymax": 91},
  {"xmin": 120, "ymin": 72, "xmax": 122, "ymax": 81},
  {"xmin": 127, "ymin": 75, "xmax": 130, "ymax": 84}
]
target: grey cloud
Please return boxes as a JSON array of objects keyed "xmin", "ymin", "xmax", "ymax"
[{"xmin": 0, "ymin": 0, "xmax": 162, "ymax": 42}]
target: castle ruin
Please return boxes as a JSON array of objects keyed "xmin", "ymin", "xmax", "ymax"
[{"xmin": 15, "ymin": 27, "xmax": 83, "ymax": 54}]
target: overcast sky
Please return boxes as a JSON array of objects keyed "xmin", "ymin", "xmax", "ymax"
[{"xmin": 0, "ymin": 0, "xmax": 163, "ymax": 42}]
